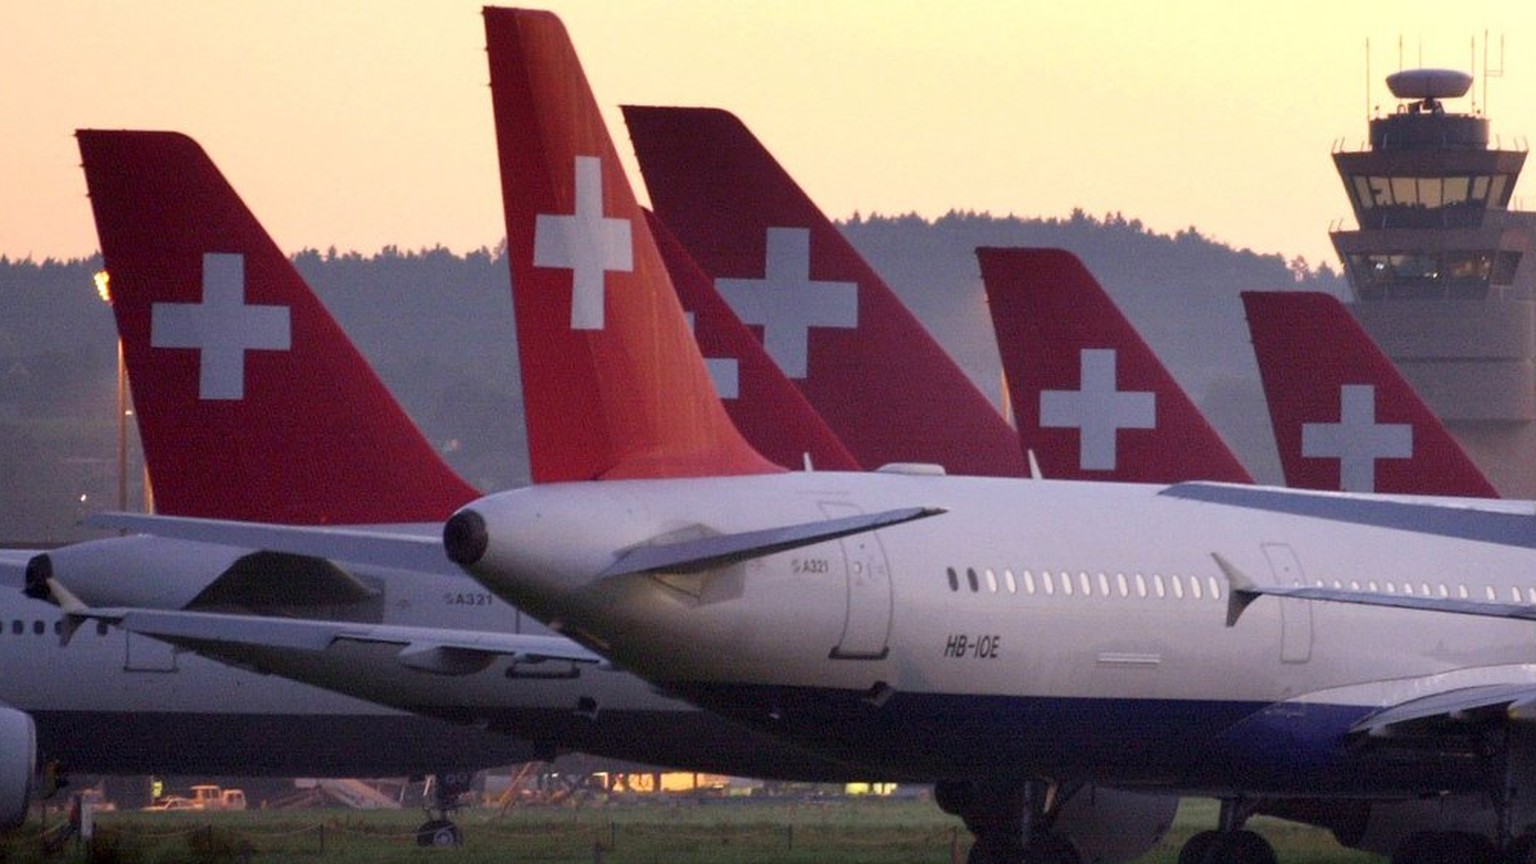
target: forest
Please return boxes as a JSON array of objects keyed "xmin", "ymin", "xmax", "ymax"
[{"xmin": 0, "ymin": 211, "xmax": 1346, "ymax": 541}]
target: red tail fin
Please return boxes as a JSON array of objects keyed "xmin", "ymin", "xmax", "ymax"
[
  {"xmin": 484, "ymin": 10, "xmax": 777, "ymax": 483},
  {"xmin": 1242, "ymin": 291, "xmax": 1498, "ymax": 497},
  {"xmin": 647, "ymin": 211, "xmax": 862, "ymax": 471},
  {"xmin": 622, "ymin": 105, "xmax": 1025, "ymax": 477},
  {"xmin": 76, "ymin": 130, "xmax": 478, "ymax": 524},
  {"xmin": 979, "ymin": 248, "xmax": 1252, "ymax": 483}
]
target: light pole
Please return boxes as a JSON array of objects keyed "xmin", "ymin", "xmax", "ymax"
[{"xmin": 94, "ymin": 270, "xmax": 127, "ymax": 512}]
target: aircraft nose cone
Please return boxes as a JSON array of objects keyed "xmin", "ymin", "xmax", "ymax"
[{"xmin": 443, "ymin": 508, "xmax": 489, "ymax": 568}]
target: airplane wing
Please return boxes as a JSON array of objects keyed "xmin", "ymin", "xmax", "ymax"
[
  {"xmin": 1349, "ymin": 683, "xmax": 1536, "ymax": 739},
  {"xmin": 86, "ymin": 512, "xmax": 454, "ymax": 574},
  {"xmin": 54, "ymin": 602, "xmax": 605, "ymax": 676},
  {"xmin": 1212, "ymin": 552, "xmax": 1536, "ymax": 627},
  {"xmin": 599, "ymin": 506, "xmax": 945, "ymax": 578}
]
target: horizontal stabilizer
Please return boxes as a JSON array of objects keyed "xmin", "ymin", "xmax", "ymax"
[
  {"xmin": 87, "ymin": 513, "xmax": 452, "ymax": 575},
  {"xmin": 601, "ymin": 506, "xmax": 945, "ymax": 578}
]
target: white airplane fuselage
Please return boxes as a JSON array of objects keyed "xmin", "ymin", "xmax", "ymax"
[
  {"xmin": 459, "ymin": 470, "xmax": 1536, "ymax": 794},
  {"xmin": 35, "ymin": 537, "xmax": 859, "ymax": 781},
  {"xmin": 0, "ymin": 566, "xmax": 535, "ymax": 776}
]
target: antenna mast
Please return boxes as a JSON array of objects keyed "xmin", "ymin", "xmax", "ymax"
[{"xmin": 1481, "ymin": 31, "xmax": 1506, "ymax": 120}]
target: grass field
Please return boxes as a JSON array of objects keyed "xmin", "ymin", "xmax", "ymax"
[{"xmin": 3, "ymin": 797, "xmax": 1385, "ymax": 864}]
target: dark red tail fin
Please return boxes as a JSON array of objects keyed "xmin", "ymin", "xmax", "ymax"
[
  {"xmin": 1243, "ymin": 291, "xmax": 1498, "ymax": 497},
  {"xmin": 77, "ymin": 130, "xmax": 478, "ymax": 524},
  {"xmin": 484, "ymin": 10, "xmax": 778, "ymax": 483},
  {"xmin": 647, "ymin": 211, "xmax": 861, "ymax": 471},
  {"xmin": 623, "ymin": 105, "xmax": 1025, "ymax": 477},
  {"xmin": 979, "ymin": 248, "xmax": 1252, "ymax": 483}
]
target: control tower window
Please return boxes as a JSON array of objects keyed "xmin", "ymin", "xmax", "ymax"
[
  {"xmin": 1488, "ymin": 174, "xmax": 1511, "ymax": 207},
  {"xmin": 1492, "ymin": 251, "xmax": 1522, "ymax": 286},
  {"xmin": 1350, "ymin": 174, "xmax": 1513, "ymax": 209},
  {"xmin": 1445, "ymin": 252, "xmax": 1492, "ymax": 284},
  {"xmin": 1443, "ymin": 176, "xmax": 1471, "ymax": 205},
  {"xmin": 1370, "ymin": 176, "xmax": 1394, "ymax": 207},
  {"xmin": 1347, "ymin": 251, "xmax": 1496, "ymax": 300},
  {"xmin": 1418, "ymin": 177, "xmax": 1444, "ymax": 208}
]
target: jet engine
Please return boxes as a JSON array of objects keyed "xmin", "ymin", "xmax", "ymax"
[
  {"xmin": 1052, "ymin": 786, "xmax": 1177, "ymax": 863},
  {"xmin": 26, "ymin": 534, "xmax": 377, "ymax": 614},
  {"xmin": 1260, "ymin": 795, "xmax": 1498, "ymax": 859},
  {"xmin": 936, "ymin": 780, "xmax": 1175, "ymax": 864},
  {"xmin": 0, "ymin": 706, "xmax": 36, "ymax": 830}
]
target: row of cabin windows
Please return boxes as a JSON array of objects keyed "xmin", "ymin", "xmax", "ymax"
[
  {"xmin": 946, "ymin": 567, "xmax": 1222, "ymax": 601},
  {"xmin": 944, "ymin": 567, "xmax": 1536, "ymax": 607},
  {"xmin": 6, "ymin": 619, "xmax": 108, "ymax": 637},
  {"xmin": 1324, "ymin": 580, "xmax": 1536, "ymax": 604}
]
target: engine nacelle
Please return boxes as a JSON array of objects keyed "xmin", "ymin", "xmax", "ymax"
[
  {"xmin": 1259, "ymin": 794, "xmax": 1496, "ymax": 858},
  {"xmin": 28, "ymin": 535, "xmax": 246, "ymax": 609},
  {"xmin": 28, "ymin": 534, "xmax": 377, "ymax": 613},
  {"xmin": 0, "ymin": 707, "xmax": 36, "ymax": 830},
  {"xmin": 1053, "ymin": 786, "xmax": 1177, "ymax": 864},
  {"xmin": 935, "ymin": 781, "xmax": 1175, "ymax": 864}
]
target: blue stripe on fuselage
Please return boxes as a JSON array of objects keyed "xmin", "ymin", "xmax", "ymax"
[
  {"xmin": 661, "ymin": 683, "xmax": 1484, "ymax": 795},
  {"xmin": 1163, "ymin": 483, "xmax": 1536, "ymax": 550}
]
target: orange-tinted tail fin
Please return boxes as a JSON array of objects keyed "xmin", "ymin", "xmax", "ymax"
[{"xmin": 485, "ymin": 10, "xmax": 778, "ymax": 483}]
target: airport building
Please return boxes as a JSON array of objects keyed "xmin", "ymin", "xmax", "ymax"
[{"xmin": 1331, "ymin": 67, "xmax": 1536, "ymax": 496}]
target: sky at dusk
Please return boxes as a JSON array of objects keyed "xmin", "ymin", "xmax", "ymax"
[{"xmin": 5, "ymin": 1, "xmax": 1532, "ymax": 269}]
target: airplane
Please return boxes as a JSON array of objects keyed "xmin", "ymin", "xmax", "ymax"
[
  {"xmin": 0, "ymin": 130, "xmax": 550, "ymax": 828},
  {"xmin": 622, "ymin": 105, "xmax": 1029, "ymax": 478},
  {"xmin": 46, "ymin": 9, "xmax": 1182, "ymax": 863},
  {"xmin": 0, "ymin": 549, "xmax": 536, "ymax": 835},
  {"xmin": 444, "ymin": 10, "xmax": 1536, "ymax": 864},
  {"xmin": 1242, "ymin": 290, "xmax": 1500, "ymax": 497},
  {"xmin": 54, "ymin": 129, "xmax": 881, "ymax": 819},
  {"xmin": 977, "ymin": 247, "xmax": 1252, "ymax": 484}
]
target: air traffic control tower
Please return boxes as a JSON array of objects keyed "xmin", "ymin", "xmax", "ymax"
[{"xmin": 1331, "ymin": 68, "xmax": 1536, "ymax": 496}]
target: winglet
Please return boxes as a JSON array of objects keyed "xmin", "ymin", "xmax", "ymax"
[
  {"xmin": 76, "ymin": 130, "xmax": 479, "ymax": 523},
  {"xmin": 1242, "ymin": 291, "xmax": 1498, "ymax": 497},
  {"xmin": 1212, "ymin": 553, "xmax": 1262, "ymax": 628},
  {"xmin": 485, "ymin": 10, "xmax": 779, "ymax": 483},
  {"xmin": 978, "ymin": 248, "xmax": 1252, "ymax": 484}
]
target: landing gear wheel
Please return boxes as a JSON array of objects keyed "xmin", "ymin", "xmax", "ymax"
[
  {"xmin": 1506, "ymin": 833, "xmax": 1536, "ymax": 864},
  {"xmin": 416, "ymin": 819, "xmax": 462, "ymax": 848},
  {"xmin": 1179, "ymin": 830, "xmax": 1220, "ymax": 864},
  {"xmin": 1201, "ymin": 829, "xmax": 1276, "ymax": 864},
  {"xmin": 934, "ymin": 780, "xmax": 974, "ymax": 817},
  {"xmin": 1021, "ymin": 832, "xmax": 1082, "ymax": 864},
  {"xmin": 1393, "ymin": 831, "xmax": 1498, "ymax": 864},
  {"xmin": 965, "ymin": 834, "xmax": 1024, "ymax": 864}
]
